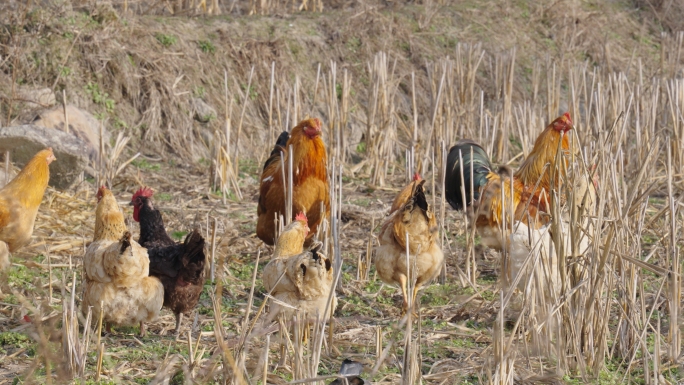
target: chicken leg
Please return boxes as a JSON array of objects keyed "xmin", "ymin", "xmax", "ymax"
[
  {"xmin": 0, "ymin": 242, "xmax": 9, "ymax": 273},
  {"xmin": 0, "ymin": 242, "xmax": 8, "ymax": 295},
  {"xmin": 174, "ymin": 313, "xmax": 183, "ymax": 335},
  {"xmin": 399, "ymin": 275, "xmax": 420, "ymax": 317},
  {"xmin": 139, "ymin": 321, "xmax": 146, "ymax": 337},
  {"xmin": 398, "ymin": 274, "xmax": 409, "ymax": 314}
]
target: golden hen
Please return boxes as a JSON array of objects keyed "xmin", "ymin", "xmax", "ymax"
[
  {"xmin": 375, "ymin": 174, "xmax": 444, "ymax": 314},
  {"xmin": 82, "ymin": 186, "xmax": 163, "ymax": 336},
  {"xmin": 263, "ymin": 213, "xmax": 336, "ymax": 325},
  {"xmin": 0, "ymin": 148, "xmax": 55, "ymax": 273}
]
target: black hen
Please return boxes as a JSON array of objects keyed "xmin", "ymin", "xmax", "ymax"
[
  {"xmin": 131, "ymin": 189, "xmax": 207, "ymax": 334},
  {"xmin": 445, "ymin": 139, "xmax": 495, "ymax": 211},
  {"xmin": 262, "ymin": 131, "xmax": 291, "ymax": 171}
]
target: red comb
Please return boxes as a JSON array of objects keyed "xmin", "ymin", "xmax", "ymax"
[
  {"xmin": 551, "ymin": 112, "xmax": 573, "ymax": 132},
  {"xmin": 131, "ymin": 187, "xmax": 154, "ymax": 202},
  {"xmin": 96, "ymin": 186, "xmax": 107, "ymax": 201},
  {"xmin": 563, "ymin": 112, "xmax": 572, "ymax": 125},
  {"xmin": 295, "ymin": 212, "xmax": 308, "ymax": 223},
  {"xmin": 412, "ymin": 172, "xmax": 421, "ymax": 181}
]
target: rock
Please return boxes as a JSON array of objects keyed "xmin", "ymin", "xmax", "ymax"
[
  {"xmin": 191, "ymin": 97, "xmax": 217, "ymax": 123},
  {"xmin": 0, "ymin": 125, "xmax": 89, "ymax": 189},
  {"xmin": 0, "ymin": 166, "xmax": 17, "ymax": 189},
  {"xmin": 32, "ymin": 105, "xmax": 110, "ymax": 163},
  {"xmin": 18, "ymin": 87, "xmax": 56, "ymax": 108}
]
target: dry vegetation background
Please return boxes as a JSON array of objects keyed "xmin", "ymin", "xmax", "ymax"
[{"xmin": 1, "ymin": 0, "xmax": 684, "ymax": 384}]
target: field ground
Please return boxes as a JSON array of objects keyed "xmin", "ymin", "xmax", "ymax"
[{"xmin": 1, "ymin": 0, "xmax": 684, "ymax": 384}]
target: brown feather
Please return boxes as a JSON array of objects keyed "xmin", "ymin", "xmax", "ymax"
[{"xmin": 257, "ymin": 118, "xmax": 330, "ymax": 245}]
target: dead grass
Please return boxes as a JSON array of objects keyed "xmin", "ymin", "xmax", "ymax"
[{"xmin": 1, "ymin": 0, "xmax": 684, "ymax": 384}]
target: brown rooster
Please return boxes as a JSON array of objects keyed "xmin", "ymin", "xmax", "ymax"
[
  {"xmin": 445, "ymin": 113, "xmax": 596, "ymax": 297},
  {"xmin": 445, "ymin": 113, "xmax": 575, "ymax": 250},
  {"xmin": 375, "ymin": 174, "xmax": 444, "ymax": 314},
  {"xmin": 0, "ymin": 148, "xmax": 55, "ymax": 274},
  {"xmin": 257, "ymin": 118, "xmax": 330, "ymax": 246}
]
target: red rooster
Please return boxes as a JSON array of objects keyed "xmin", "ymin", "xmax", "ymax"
[
  {"xmin": 445, "ymin": 113, "xmax": 595, "ymax": 296},
  {"xmin": 257, "ymin": 118, "xmax": 330, "ymax": 246}
]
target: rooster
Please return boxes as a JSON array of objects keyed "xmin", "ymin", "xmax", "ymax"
[
  {"xmin": 445, "ymin": 113, "xmax": 595, "ymax": 296},
  {"xmin": 131, "ymin": 187, "xmax": 207, "ymax": 335},
  {"xmin": 82, "ymin": 187, "xmax": 164, "ymax": 336},
  {"xmin": 0, "ymin": 148, "xmax": 55, "ymax": 273},
  {"xmin": 375, "ymin": 174, "xmax": 444, "ymax": 314},
  {"xmin": 257, "ymin": 118, "xmax": 330, "ymax": 246}
]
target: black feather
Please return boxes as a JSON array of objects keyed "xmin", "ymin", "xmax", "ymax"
[
  {"xmin": 329, "ymin": 359, "xmax": 365, "ymax": 385},
  {"xmin": 137, "ymin": 196, "xmax": 175, "ymax": 249},
  {"xmin": 119, "ymin": 231, "xmax": 132, "ymax": 254},
  {"xmin": 262, "ymin": 131, "xmax": 290, "ymax": 171},
  {"xmin": 412, "ymin": 180, "xmax": 429, "ymax": 213},
  {"xmin": 445, "ymin": 139, "xmax": 493, "ymax": 211}
]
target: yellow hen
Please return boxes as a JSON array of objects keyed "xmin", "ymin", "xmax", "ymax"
[
  {"xmin": 263, "ymin": 213, "xmax": 336, "ymax": 325},
  {"xmin": 82, "ymin": 186, "xmax": 163, "ymax": 336},
  {"xmin": 375, "ymin": 176, "xmax": 444, "ymax": 314}
]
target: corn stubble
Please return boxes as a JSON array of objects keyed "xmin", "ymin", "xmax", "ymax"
[{"xmin": 3, "ymin": 11, "xmax": 684, "ymax": 383}]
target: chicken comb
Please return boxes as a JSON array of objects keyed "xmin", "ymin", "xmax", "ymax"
[
  {"xmin": 551, "ymin": 112, "xmax": 573, "ymax": 132},
  {"xmin": 295, "ymin": 212, "xmax": 308, "ymax": 223},
  {"xmin": 96, "ymin": 185, "xmax": 107, "ymax": 201},
  {"xmin": 131, "ymin": 186, "xmax": 154, "ymax": 202},
  {"xmin": 412, "ymin": 172, "xmax": 422, "ymax": 181}
]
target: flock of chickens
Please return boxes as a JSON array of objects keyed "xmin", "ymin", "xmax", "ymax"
[{"xmin": 0, "ymin": 113, "xmax": 594, "ymax": 344}]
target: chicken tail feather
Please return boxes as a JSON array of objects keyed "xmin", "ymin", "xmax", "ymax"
[
  {"xmin": 181, "ymin": 229, "xmax": 206, "ymax": 265},
  {"xmin": 445, "ymin": 139, "xmax": 494, "ymax": 211},
  {"xmin": 119, "ymin": 231, "xmax": 132, "ymax": 253}
]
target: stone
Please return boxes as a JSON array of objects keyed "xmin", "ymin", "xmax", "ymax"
[
  {"xmin": 0, "ymin": 125, "xmax": 89, "ymax": 189},
  {"xmin": 32, "ymin": 105, "xmax": 110, "ymax": 163},
  {"xmin": 18, "ymin": 87, "xmax": 56, "ymax": 108},
  {"xmin": 191, "ymin": 97, "xmax": 217, "ymax": 123},
  {"xmin": 0, "ymin": 166, "xmax": 16, "ymax": 189}
]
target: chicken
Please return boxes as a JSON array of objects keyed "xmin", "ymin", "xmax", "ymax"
[
  {"xmin": 330, "ymin": 359, "xmax": 366, "ymax": 385},
  {"xmin": 445, "ymin": 113, "xmax": 595, "ymax": 296},
  {"xmin": 446, "ymin": 113, "xmax": 574, "ymax": 248},
  {"xmin": 130, "ymin": 187, "xmax": 207, "ymax": 334},
  {"xmin": 0, "ymin": 148, "xmax": 56, "ymax": 273},
  {"xmin": 375, "ymin": 174, "xmax": 444, "ymax": 314},
  {"xmin": 262, "ymin": 213, "xmax": 336, "ymax": 325},
  {"xmin": 263, "ymin": 212, "xmax": 309, "ymax": 297},
  {"xmin": 82, "ymin": 186, "xmax": 163, "ymax": 336},
  {"xmin": 257, "ymin": 118, "xmax": 330, "ymax": 246}
]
